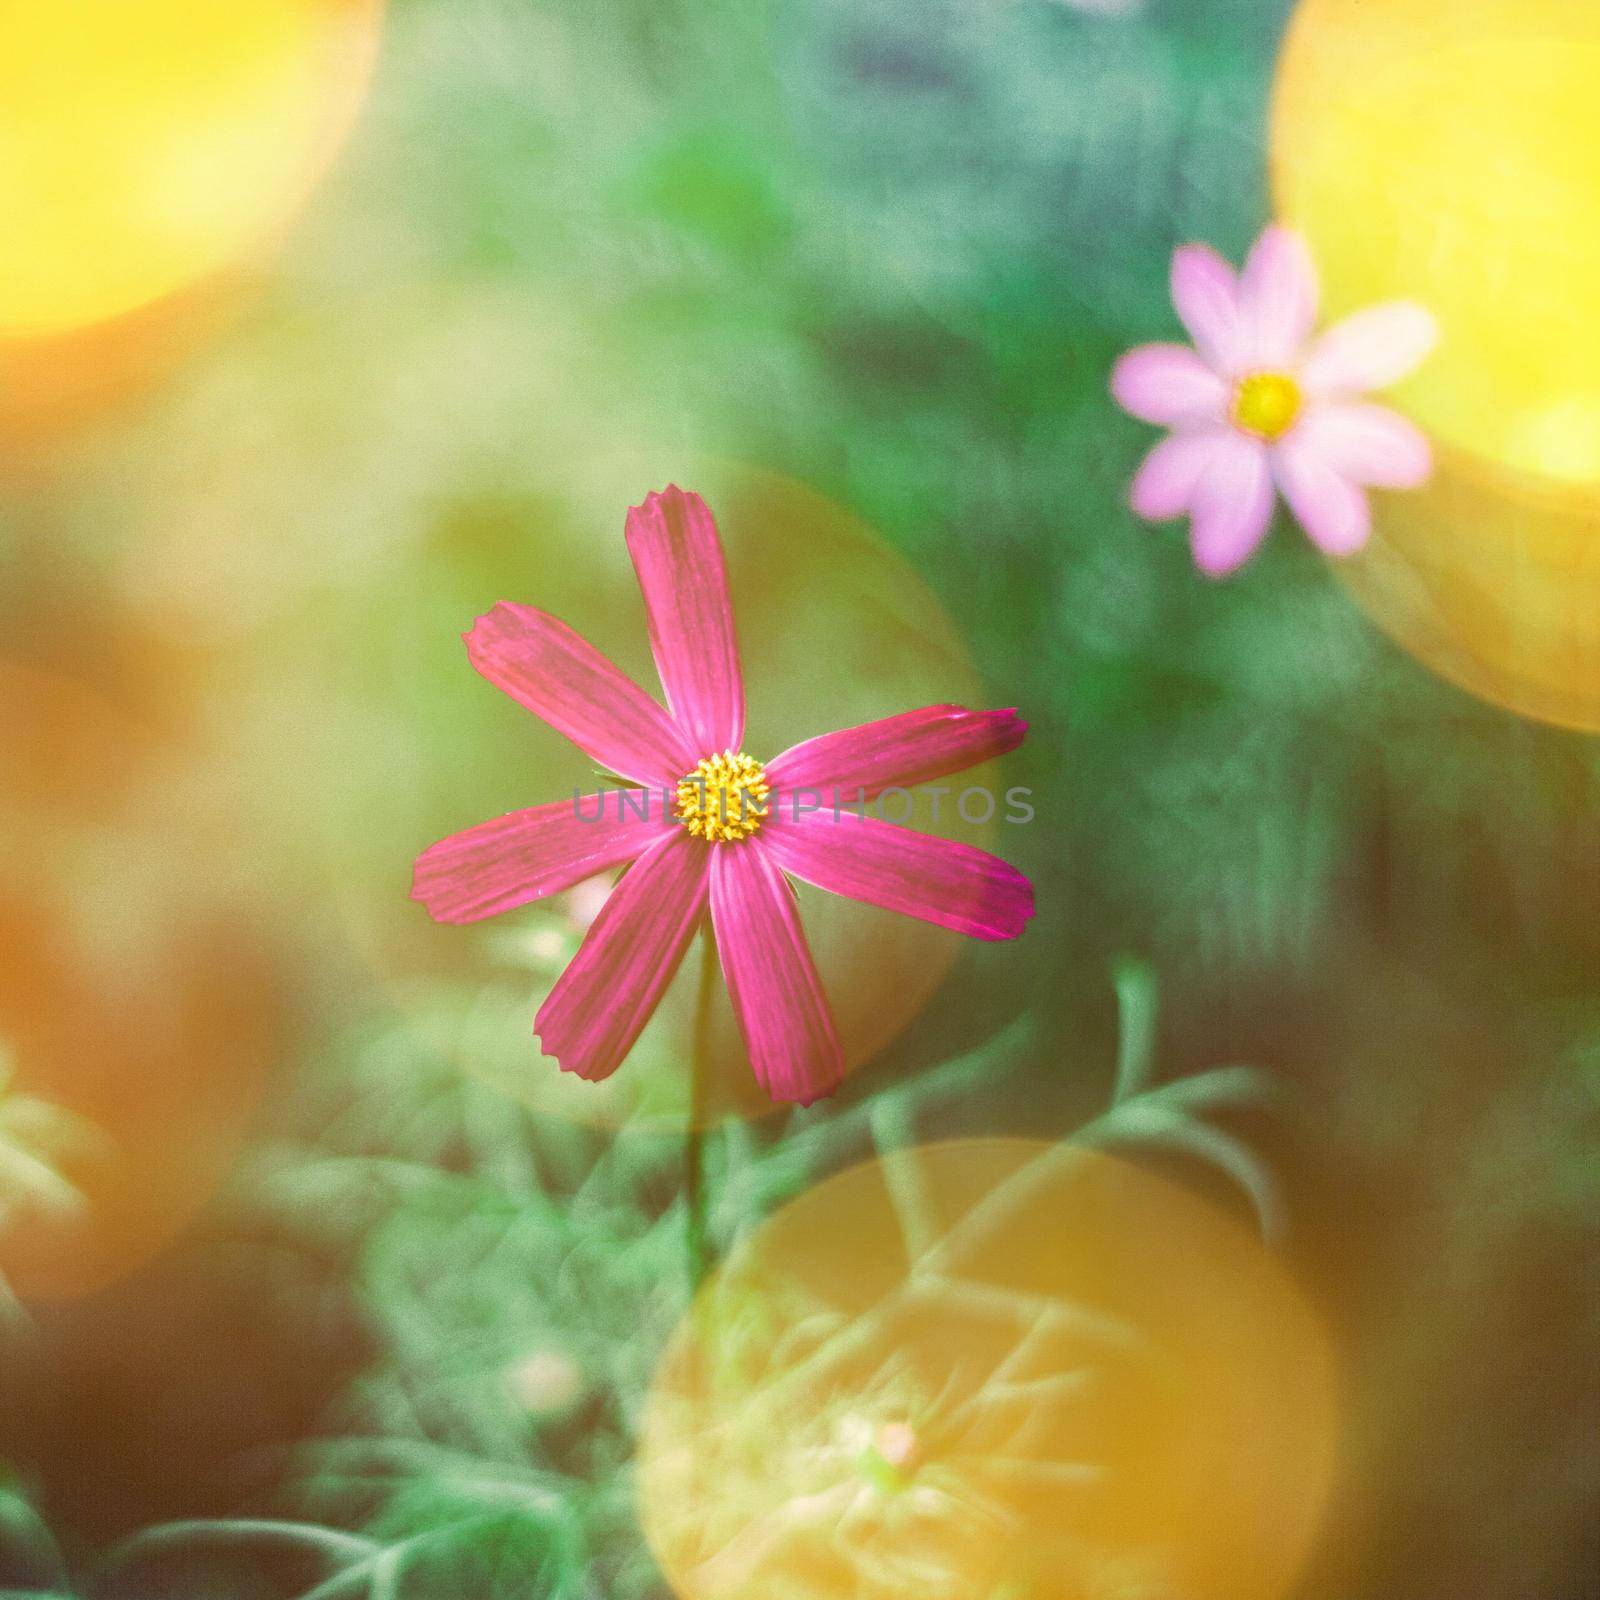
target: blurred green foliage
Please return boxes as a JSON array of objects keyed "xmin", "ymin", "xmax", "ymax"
[{"xmin": 83, "ymin": 957, "xmax": 1268, "ymax": 1598}]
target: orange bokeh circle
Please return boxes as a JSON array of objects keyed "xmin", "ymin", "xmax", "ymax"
[
  {"xmin": 1334, "ymin": 450, "xmax": 1600, "ymax": 734},
  {"xmin": 640, "ymin": 1140, "xmax": 1339, "ymax": 1600},
  {"xmin": 0, "ymin": 658, "xmax": 285, "ymax": 1302}
]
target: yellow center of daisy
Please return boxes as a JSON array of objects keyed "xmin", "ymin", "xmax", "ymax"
[
  {"xmin": 1230, "ymin": 370, "xmax": 1302, "ymax": 440},
  {"xmin": 675, "ymin": 751, "xmax": 770, "ymax": 843}
]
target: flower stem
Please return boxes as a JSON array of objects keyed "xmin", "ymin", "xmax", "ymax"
[{"xmin": 684, "ymin": 921, "xmax": 717, "ymax": 1290}]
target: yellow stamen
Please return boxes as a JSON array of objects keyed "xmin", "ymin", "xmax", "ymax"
[
  {"xmin": 675, "ymin": 751, "xmax": 770, "ymax": 843},
  {"xmin": 1231, "ymin": 370, "xmax": 1302, "ymax": 440}
]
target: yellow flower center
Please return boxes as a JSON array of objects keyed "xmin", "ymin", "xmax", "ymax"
[
  {"xmin": 675, "ymin": 751, "xmax": 770, "ymax": 843},
  {"xmin": 1230, "ymin": 370, "xmax": 1302, "ymax": 440}
]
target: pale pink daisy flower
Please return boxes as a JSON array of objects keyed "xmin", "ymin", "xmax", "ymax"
[
  {"xmin": 1111, "ymin": 225, "xmax": 1438, "ymax": 577},
  {"xmin": 412, "ymin": 487, "xmax": 1034, "ymax": 1106}
]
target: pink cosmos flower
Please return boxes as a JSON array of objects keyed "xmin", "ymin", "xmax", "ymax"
[
  {"xmin": 1111, "ymin": 225, "xmax": 1438, "ymax": 577},
  {"xmin": 412, "ymin": 487, "xmax": 1034, "ymax": 1106}
]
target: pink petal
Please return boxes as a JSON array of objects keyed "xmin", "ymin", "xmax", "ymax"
[
  {"xmin": 466, "ymin": 603, "xmax": 695, "ymax": 787},
  {"xmin": 762, "ymin": 809, "xmax": 1035, "ymax": 942},
  {"xmin": 1300, "ymin": 302, "xmax": 1437, "ymax": 395},
  {"xmin": 1188, "ymin": 432, "xmax": 1276, "ymax": 577},
  {"xmin": 1236, "ymin": 225, "xmax": 1319, "ymax": 367},
  {"xmin": 1110, "ymin": 344, "xmax": 1227, "ymax": 427},
  {"xmin": 412, "ymin": 796, "xmax": 672, "ymax": 925},
  {"xmin": 535, "ymin": 831, "xmax": 709, "ymax": 1081},
  {"xmin": 1170, "ymin": 243, "xmax": 1242, "ymax": 370},
  {"xmin": 626, "ymin": 486, "xmax": 746, "ymax": 756},
  {"xmin": 766, "ymin": 706, "xmax": 1027, "ymax": 801},
  {"xmin": 1294, "ymin": 402, "xmax": 1432, "ymax": 489},
  {"xmin": 1272, "ymin": 439, "xmax": 1372, "ymax": 557},
  {"xmin": 708, "ymin": 843, "xmax": 843, "ymax": 1106},
  {"xmin": 1130, "ymin": 428, "xmax": 1228, "ymax": 521}
]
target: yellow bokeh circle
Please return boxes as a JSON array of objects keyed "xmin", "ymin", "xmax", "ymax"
[
  {"xmin": 1273, "ymin": 0, "xmax": 1600, "ymax": 483},
  {"xmin": 1272, "ymin": 0, "xmax": 1600, "ymax": 729},
  {"xmin": 0, "ymin": 0, "xmax": 381, "ymax": 336},
  {"xmin": 640, "ymin": 1141, "xmax": 1339, "ymax": 1600}
]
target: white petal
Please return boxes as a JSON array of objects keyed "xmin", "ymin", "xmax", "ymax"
[
  {"xmin": 1130, "ymin": 429, "xmax": 1228, "ymax": 520},
  {"xmin": 1301, "ymin": 302, "xmax": 1439, "ymax": 395},
  {"xmin": 1188, "ymin": 433, "xmax": 1276, "ymax": 577},
  {"xmin": 1171, "ymin": 244, "xmax": 1243, "ymax": 370},
  {"xmin": 1111, "ymin": 344, "xmax": 1227, "ymax": 426},
  {"xmin": 1236, "ymin": 226, "xmax": 1320, "ymax": 367},
  {"xmin": 1296, "ymin": 403, "xmax": 1433, "ymax": 488},
  {"xmin": 1273, "ymin": 439, "xmax": 1372, "ymax": 557}
]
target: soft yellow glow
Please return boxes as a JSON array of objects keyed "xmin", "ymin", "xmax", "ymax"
[
  {"xmin": 676, "ymin": 752, "xmax": 771, "ymax": 843},
  {"xmin": 0, "ymin": 0, "xmax": 380, "ymax": 335},
  {"xmin": 640, "ymin": 1142, "xmax": 1339, "ymax": 1599},
  {"xmin": 1337, "ymin": 456, "xmax": 1600, "ymax": 732},
  {"xmin": 1272, "ymin": 0, "xmax": 1600, "ymax": 730},
  {"xmin": 1232, "ymin": 371, "xmax": 1302, "ymax": 441},
  {"xmin": 1272, "ymin": 0, "xmax": 1600, "ymax": 482}
]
